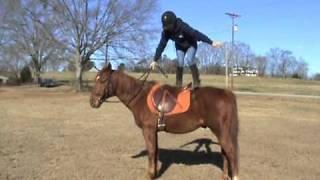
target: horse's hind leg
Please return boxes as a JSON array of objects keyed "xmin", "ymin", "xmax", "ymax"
[
  {"xmin": 221, "ymin": 148, "xmax": 229, "ymax": 180},
  {"xmin": 219, "ymin": 137, "xmax": 239, "ymax": 180},
  {"xmin": 142, "ymin": 127, "xmax": 159, "ymax": 179}
]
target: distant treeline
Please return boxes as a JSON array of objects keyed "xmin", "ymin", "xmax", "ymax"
[{"xmin": 127, "ymin": 43, "xmax": 311, "ymax": 79}]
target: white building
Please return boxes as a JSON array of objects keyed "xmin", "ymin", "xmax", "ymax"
[
  {"xmin": 231, "ymin": 67, "xmax": 258, "ymax": 77},
  {"xmin": 0, "ymin": 75, "xmax": 9, "ymax": 84}
]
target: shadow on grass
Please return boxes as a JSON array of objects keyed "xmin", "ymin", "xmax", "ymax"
[{"xmin": 131, "ymin": 138, "xmax": 222, "ymax": 178}]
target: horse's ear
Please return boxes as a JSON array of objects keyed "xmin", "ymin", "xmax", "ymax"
[
  {"xmin": 107, "ymin": 62, "xmax": 112, "ymax": 70},
  {"xmin": 101, "ymin": 62, "xmax": 112, "ymax": 72},
  {"xmin": 94, "ymin": 66, "xmax": 100, "ymax": 72}
]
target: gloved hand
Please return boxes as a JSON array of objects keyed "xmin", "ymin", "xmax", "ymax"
[
  {"xmin": 149, "ymin": 61, "xmax": 159, "ymax": 70},
  {"xmin": 212, "ymin": 41, "xmax": 223, "ymax": 48}
]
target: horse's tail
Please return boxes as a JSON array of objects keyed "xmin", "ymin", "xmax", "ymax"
[
  {"xmin": 229, "ymin": 91, "xmax": 240, "ymax": 173},
  {"xmin": 231, "ymin": 93, "xmax": 239, "ymax": 143},
  {"xmin": 225, "ymin": 90, "xmax": 239, "ymax": 140}
]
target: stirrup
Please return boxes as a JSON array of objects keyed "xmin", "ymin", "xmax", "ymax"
[{"xmin": 157, "ymin": 112, "xmax": 166, "ymax": 131}]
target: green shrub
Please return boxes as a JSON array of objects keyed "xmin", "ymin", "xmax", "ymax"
[{"xmin": 20, "ymin": 66, "xmax": 33, "ymax": 83}]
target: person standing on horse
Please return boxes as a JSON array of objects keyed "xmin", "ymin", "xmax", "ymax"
[{"xmin": 150, "ymin": 11, "xmax": 222, "ymax": 88}]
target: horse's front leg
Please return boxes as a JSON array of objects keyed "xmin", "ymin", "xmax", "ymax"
[{"xmin": 142, "ymin": 126, "xmax": 159, "ymax": 179}]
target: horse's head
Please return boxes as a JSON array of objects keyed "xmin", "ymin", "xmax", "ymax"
[{"xmin": 90, "ymin": 63, "xmax": 115, "ymax": 108}]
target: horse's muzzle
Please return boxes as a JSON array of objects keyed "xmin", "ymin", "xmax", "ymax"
[{"xmin": 90, "ymin": 96, "xmax": 102, "ymax": 108}]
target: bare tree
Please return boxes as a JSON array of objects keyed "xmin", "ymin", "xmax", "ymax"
[
  {"xmin": 297, "ymin": 58, "xmax": 308, "ymax": 79},
  {"xmin": 291, "ymin": 58, "xmax": 308, "ymax": 79},
  {"xmin": 254, "ymin": 56, "xmax": 267, "ymax": 77},
  {"xmin": 277, "ymin": 50, "xmax": 293, "ymax": 78},
  {"xmin": 0, "ymin": 1, "xmax": 16, "ymax": 48},
  {"xmin": 313, "ymin": 73, "xmax": 320, "ymax": 81},
  {"xmin": 1, "ymin": 0, "xmax": 65, "ymax": 83},
  {"xmin": 233, "ymin": 42, "xmax": 255, "ymax": 69},
  {"xmin": 0, "ymin": 1, "xmax": 8, "ymax": 46},
  {"xmin": 0, "ymin": 44, "xmax": 28, "ymax": 80},
  {"xmin": 267, "ymin": 48, "xmax": 282, "ymax": 77},
  {"xmin": 47, "ymin": 0, "xmax": 158, "ymax": 91},
  {"xmin": 197, "ymin": 43, "xmax": 224, "ymax": 74},
  {"xmin": 0, "ymin": 29, "xmax": 7, "ymax": 47},
  {"xmin": 266, "ymin": 48, "xmax": 308, "ymax": 78},
  {"xmin": 43, "ymin": 50, "xmax": 71, "ymax": 72}
]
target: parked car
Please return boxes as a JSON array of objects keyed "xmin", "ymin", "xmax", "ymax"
[{"xmin": 40, "ymin": 78, "xmax": 59, "ymax": 88}]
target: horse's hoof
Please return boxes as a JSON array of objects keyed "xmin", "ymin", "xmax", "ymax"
[
  {"xmin": 145, "ymin": 171, "xmax": 156, "ymax": 180},
  {"xmin": 145, "ymin": 173, "xmax": 154, "ymax": 180},
  {"xmin": 157, "ymin": 161, "xmax": 162, "ymax": 173},
  {"xmin": 232, "ymin": 176, "xmax": 239, "ymax": 180},
  {"xmin": 220, "ymin": 175, "xmax": 231, "ymax": 180}
]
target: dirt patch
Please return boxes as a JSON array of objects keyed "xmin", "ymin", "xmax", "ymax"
[{"xmin": 1, "ymin": 86, "xmax": 320, "ymax": 179}]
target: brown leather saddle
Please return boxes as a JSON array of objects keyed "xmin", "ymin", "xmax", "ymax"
[
  {"xmin": 153, "ymin": 86, "xmax": 178, "ymax": 113},
  {"xmin": 147, "ymin": 83, "xmax": 192, "ymax": 131},
  {"xmin": 147, "ymin": 83, "xmax": 192, "ymax": 116}
]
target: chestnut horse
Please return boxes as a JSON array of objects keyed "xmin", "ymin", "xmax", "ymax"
[{"xmin": 90, "ymin": 64, "xmax": 239, "ymax": 180}]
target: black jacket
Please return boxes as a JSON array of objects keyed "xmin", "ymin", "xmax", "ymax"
[{"xmin": 154, "ymin": 18, "xmax": 213, "ymax": 61}]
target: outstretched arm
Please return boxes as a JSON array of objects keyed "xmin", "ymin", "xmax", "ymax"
[
  {"xmin": 153, "ymin": 32, "xmax": 169, "ymax": 61},
  {"xmin": 194, "ymin": 29, "xmax": 213, "ymax": 45},
  {"xmin": 181, "ymin": 21, "xmax": 213, "ymax": 45}
]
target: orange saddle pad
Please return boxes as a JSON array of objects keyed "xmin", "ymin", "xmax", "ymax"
[{"xmin": 147, "ymin": 83, "xmax": 191, "ymax": 116}]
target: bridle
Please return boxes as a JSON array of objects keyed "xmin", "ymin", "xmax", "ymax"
[
  {"xmin": 96, "ymin": 69, "xmax": 146, "ymax": 105},
  {"xmin": 97, "ymin": 70, "xmax": 115, "ymax": 103}
]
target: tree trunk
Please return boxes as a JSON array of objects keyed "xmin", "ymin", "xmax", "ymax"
[
  {"xmin": 74, "ymin": 52, "xmax": 83, "ymax": 92},
  {"xmin": 30, "ymin": 56, "xmax": 42, "ymax": 84},
  {"xmin": 35, "ymin": 71, "xmax": 41, "ymax": 84}
]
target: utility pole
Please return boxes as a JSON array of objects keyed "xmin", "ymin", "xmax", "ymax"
[
  {"xmin": 105, "ymin": 43, "xmax": 109, "ymax": 64},
  {"xmin": 225, "ymin": 12, "xmax": 240, "ymax": 90},
  {"xmin": 225, "ymin": 49, "xmax": 229, "ymax": 88}
]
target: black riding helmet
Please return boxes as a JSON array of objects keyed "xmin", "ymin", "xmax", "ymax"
[{"xmin": 161, "ymin": 11, "xmax": 176, "ymax": 32}]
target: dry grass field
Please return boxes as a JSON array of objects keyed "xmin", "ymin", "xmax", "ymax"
[{"xmin": 1, "ymin": 73, "xmax": 320, "ymax": 179}]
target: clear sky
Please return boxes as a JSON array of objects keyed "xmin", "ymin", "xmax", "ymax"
[{"xmin": 154, "ymin": 0, "xmax": 320, "ymax": 76}]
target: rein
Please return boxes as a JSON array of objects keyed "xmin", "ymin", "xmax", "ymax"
[
  {"xmin": 126, "ymin": 66, "xmax": 168, "ymax": 106},
  {"xmin": 126, "ymin": 69, "xmax": 151, "ymax": 106}
]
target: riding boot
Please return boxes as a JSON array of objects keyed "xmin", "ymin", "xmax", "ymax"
[
  {"xmin": 190, "ymin": 64, "xmax": 201, "ymax": 89},
  {"xmin": 176, "ymin": 66, "xmax": 183, "ymax": 88}
]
